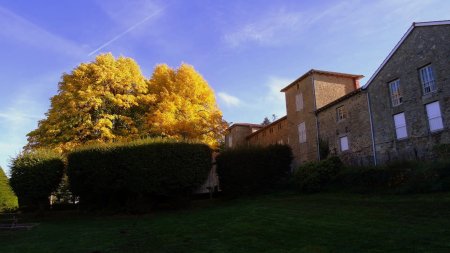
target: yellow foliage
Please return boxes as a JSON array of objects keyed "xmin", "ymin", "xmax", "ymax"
[
  {"xmin": 26, "ymin": 53, "xmax": 154, "ymax": 152},
  {"xmin": 147, "ymin": 64, "xmax": 227, "ymax": 147},
  {"xmin": 26, "ymin": 54, "xmax": 227, "ymax": 152}
]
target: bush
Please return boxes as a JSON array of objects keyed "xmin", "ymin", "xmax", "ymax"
[
  {"xmin": 67, "ymin": 139, "xmax": 212, "ymax": 212},
  {"xmin": 294, "ymin": 156, "xmax": 343, "ymax": 193},
  {"xmin": 0, "ymin": 166, "xmax": 18, "ymax": 212},
  {"xmin": 433, "ymin": 144, "xmax": 450, "ymax": 160},
  {"xmin": 9, "ymin": 150, "xmax": 65, "ymax": 211},
  {"xmin": 216, "ymin": 145, "xmax": 293, "ymax": 197},
  {"xmin": 335, "ymin": 159, "xmax": 450, "ymax": 194}
]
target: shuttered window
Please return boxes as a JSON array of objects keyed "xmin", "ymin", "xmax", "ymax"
[
  {"xmin": 426, "ymin": 101, "xmax": 444, "ymax": 132},
  {"xmin": 298, "ymin": 122, "xmax": 306, "ymax": 143},
  {"xmin": 295, "ymin": 93, "xmax": 303, "ymax": 111},
  {"xmin": 339, "ymin": 136, "xmax": 349, "ymax": 151},
  {"xmin": 393, "ymin": 112, "xmax": 407, "ymax": 139}
]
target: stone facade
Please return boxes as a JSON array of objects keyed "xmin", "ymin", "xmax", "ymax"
[
  {"xmin": 366, "ymin": 24, "xmax": 450, "ymax": 164},
  {"xmin": 316, "ymin": 89, "xmax": 374, "ymax": 166},
  {"xmin": 224, "ymin": 21, "xmax": 449, "ymax": 167},
  {"xmin": 281, "ymin": 70, "xmax": 363, "ymax": 166},
  {"xmin": 247, "ymin": 116, "xmax": 288, "ymax": 146},
  {"xmin": 225, "ymin": 123, "xmax": 262, "ymax": 148}
]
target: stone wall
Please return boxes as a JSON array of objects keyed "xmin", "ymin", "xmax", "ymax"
[
  {"xmin": 367, "ymin": 24, "xmax": 450, "ymax": 164},
  {"xmin": 284, "ymin": 74, "xmax": 318, "ymax": 166},
  {"xmin": 247, "ymin": 116, "xmax": 289, "ymax": 146},
  {"xmin": 225, "ymin": 124, "xmax": 261, "ymax": 148},
  {"xmin": 317, "ymin": 90, "xmax": 374, "ymax": 166}
]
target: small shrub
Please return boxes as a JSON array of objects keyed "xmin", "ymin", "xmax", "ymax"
[
  {"xmin": 9, "ymin": 150, "xmax": 65, "ymax": 211},
  {"xmin": 433, "ymin": 144, "xmax": 450, "ymax": 160},
  {"xmin": 294, "ymin": 156, "xmax": 343, "ymax": 193},
  {"xmin": 67, "ymin": 139, "xmax": 212, "ymax": 212},
  {"xmin": 216, "ymin": 145, "xmax": 293, "ymax": 197},
  {"xmin": 0, "ymin": 166, "xmax": 18, "ymax": 212}
]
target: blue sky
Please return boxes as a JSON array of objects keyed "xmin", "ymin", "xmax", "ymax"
[{"xmin": 0, "ymin": 0, "xmax": 449, "ymax": 174}]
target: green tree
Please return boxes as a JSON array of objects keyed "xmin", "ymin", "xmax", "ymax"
[
  {"xmin": 10, "ymin": 150, "xmax": 65, "ymax": 210},
  {"xmin": 0, "ymin": 166, "xmax": 18, "ymax": 212}
]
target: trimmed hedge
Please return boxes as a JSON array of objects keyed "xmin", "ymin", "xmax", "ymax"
[
  {"xmin": 0, "ymin": 166, "xmax": 18, "ymax": 212},
  {"xmin": 9, "ymin": 150, "xmax": 65, "ymax": 210},
  {"xmin": 294, "ymin": 156, "xmax": 343, "ymax": 193},
  {"xmin": 216, "ymin": 145, "xmax": 293, "ymax": 196},
  {"xmin": 67, "ymin": 140, "xmax": 212, "ymax": 211}
]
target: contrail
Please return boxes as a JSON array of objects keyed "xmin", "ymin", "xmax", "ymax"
[{"xmin": 88, "ymin": 7, "xmax": 164, "ymax": 56}]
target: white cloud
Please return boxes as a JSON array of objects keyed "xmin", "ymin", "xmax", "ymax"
[
  {"xmin": 0, "ymin": 6, "xmax": 86, "ymax": 57},
  {"xmin": 223, "ymin": 8, "xmax": 304, "ymax": 48},
  {"xmin": 260, "ymin": 76, "xmax": 290, "ymax": 117},
  {"xmin": 218, "ymin": 92, "xmax": 242, "ymax": 107}
]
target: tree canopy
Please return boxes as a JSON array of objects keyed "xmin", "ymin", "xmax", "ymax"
[
  {"xmin": 147, "ymin": 64, "xmax": 226, "ymax": 146},
  {"xmin": 26, "ymin": 54, "xmax": 226, "ymax": 151}
]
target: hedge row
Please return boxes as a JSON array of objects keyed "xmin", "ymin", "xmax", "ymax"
[
  {"xmin": 67, "ymin": 140, "xmax": 212, "ymax": 211},
  {"xmin": 294, "ymin": 156, "xmax": 343, "ymax": 193},
  {"xmin": 0, "ymin": 166, "xmax": 18, "ymax": 212},
  {"xmin": 293, "ymin": 157, "xmax": 450, "ymax": 194},
  {"xmin": 9, "ymin": 150, "xmax": 65, "ymax": 211},
  {"xmin": 216, "ymin": 145, "xmax": 293, "ymax": 197}
]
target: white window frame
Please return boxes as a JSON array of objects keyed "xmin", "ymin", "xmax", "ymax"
[
  {"xmin": 228, "ymin": 135, "xmax": 233, "ymax": 147},
  {"xmin": 419, "ymin": 65, "xmax": 437, "ymax": 95},
  {"xmin": 336, "ymin": 106, "xmax": 346, "ymax": 121},
  {"xmin": 426, "ymin": 101, "xmax": 444, "ymax": 132},
  {"xmin": 389, "ymin": 79, "xmax": 402, "ymax": 106},
  {"xmin": 295, "ymin": 93, "xmax": 303, "ymax": 111},
  {"xmin": 298, "ymin": 122, "xmax": 306, "ymax": 143},
  {"xmin": 339, "ymin": 136, "xmax": 349, "ymax": 151},
  {"xmin": 393, "ymin": 112, "xmax": 407, "ymax": 139}
]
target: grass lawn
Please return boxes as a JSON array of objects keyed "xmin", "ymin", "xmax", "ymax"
[{"xmin": 1, "ymin": 192, "xmax": 450, "ymax": 253}]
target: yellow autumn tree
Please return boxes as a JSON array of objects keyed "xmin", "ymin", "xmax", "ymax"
[
  {"xmin": 26, "ymin": 53, "xmax": 154, "ymax": 152},
  {"xmin": 147, "ymin": 64, "xmax": 227, "ymax": 147}
]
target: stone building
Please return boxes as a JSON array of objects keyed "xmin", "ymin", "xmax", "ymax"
[
  {"xmin": 247, "ymin": 116, "xmax": 289, "ymax": 146},
  {"xmin": 225, "ymin": 20, "xmax": 449, "ymax": 167},
  {"xmin": 364, "ymin": 21, "xmax": 450, "ymax": 164},
  {"xmin": 316, "ymin": 89, "xmax": 373, "ymax": 166},
  {"xmin": 225, "ymin": 123, "xmax": 262, "ymax": 148},
  {"xmin": 280, "ymin": 70, "xmax": 363, "ymax": 166}
]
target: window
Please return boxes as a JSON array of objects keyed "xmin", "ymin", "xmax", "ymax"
[
  {"xmin": 228, "ymin": 135, "xmax": 232, "ymax": 147},
  {"xmin": 389, "ymin": 79, "xmax": 402, "ymax": 106},
  {"xmin": 339, "ymin": 136, "xmax": 349, "ymax": 151},
  {"xmin": 419, "ymin": 65, "xmax": 436, "ymax": 94},
  {"xmin": 393, "ymin": 112, "xmax": 407, "ymax": 139},
  {"xmin": 426, "ymin": 101, "xmax": 444, "ymax": 132},
  {"xmin": 336, "ymin": 106, "xmax": 346, "ymax": 121},
  {"xmin": 295, "ymin": 93, "xmax": 303, "ymax": 111},
  {"xmin": 298, "ymin": 122, "xmax": 306, "ymax": 143}
]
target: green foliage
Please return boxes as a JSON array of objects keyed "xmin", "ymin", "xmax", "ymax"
[
  {"xmin": 9, "ymin": 150, "xmax": 65, "ymax": 210},
  {"xmin": 0, "ymin": 166, "xmax": 18, "ymax": 212},
  {"xmin": 67, "ymin": 139, "xmax": 212, "ymax": 211},
  {"xmin": 318, "ymin": 138, "xmax": 330, "ymax": 160},
  {"xmin": 335, "ymin": 159, "xmax": 450, "ymax": 194},
  {"xmin": 294, "ymin": 156, "xmax": 343, "ymax": 193},
  {"xmin": 216, "ymin": 145, "xmax": 293, "ymax": 197},
  {"xmin": 433, "ymin": 143, "xmax": 450, "ymax": 160}
]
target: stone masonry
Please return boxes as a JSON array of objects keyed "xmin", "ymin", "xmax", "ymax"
[{"xmin": 366, "ymin": 24, "xmax": 450, "ymax": 164}]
